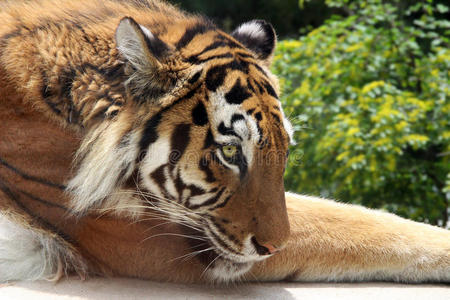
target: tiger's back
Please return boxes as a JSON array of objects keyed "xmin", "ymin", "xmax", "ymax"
[{"xmin": 1, "ymin": 0, "xmax": 194, "ymax": 128}]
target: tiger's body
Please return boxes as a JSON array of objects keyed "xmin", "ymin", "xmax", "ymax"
[{"xmin": 0, "ymin": 0, "xmax": 448, "ymax": 284}]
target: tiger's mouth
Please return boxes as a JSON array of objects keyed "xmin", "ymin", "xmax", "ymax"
[
  {"xmin": 180, "ymin": 224, "xmax": 261, "ymax": 282},
  {"xmin": 192, "ymin": 245, "xmax": 255, "ymax": 282}
]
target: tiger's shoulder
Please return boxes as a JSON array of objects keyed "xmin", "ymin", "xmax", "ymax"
[{"xmin": 0, "ymin": 0, "xmax": 210, "ymax": 128}]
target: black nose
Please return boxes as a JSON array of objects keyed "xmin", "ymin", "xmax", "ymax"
[{"xmin": 251, "ymin": 236, "xmax": 270, "ymax": 255}]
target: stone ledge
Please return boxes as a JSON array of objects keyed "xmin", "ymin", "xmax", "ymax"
[{"xmin": 2, "ymin": 277, "xmax": 449, "ymax": 299}]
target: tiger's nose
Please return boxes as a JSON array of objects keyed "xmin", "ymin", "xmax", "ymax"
[{"xmin": 251, "ymin": 237, "xmax": 280, "ymax": 255}]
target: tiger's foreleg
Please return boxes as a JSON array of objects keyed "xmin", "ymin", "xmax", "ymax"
[{"xmin": 249, "ymin": 193, "xmax": 450, "ymax": 283}]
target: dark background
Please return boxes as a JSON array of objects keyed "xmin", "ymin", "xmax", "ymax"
[{"xmin": 169, "ymin": 0, "xmax": 334, "ymax": 37}]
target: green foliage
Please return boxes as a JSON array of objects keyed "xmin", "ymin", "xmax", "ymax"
[{"xmin": 274, "ymin": 0, "xmax": 450, "ymax": 226}]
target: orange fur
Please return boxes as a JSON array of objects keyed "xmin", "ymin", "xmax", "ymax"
[{"xmin": 0, "ymin": 0, "xmax": 448, "ymax": 283}]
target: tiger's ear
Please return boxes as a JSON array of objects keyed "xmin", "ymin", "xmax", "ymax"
[
  {"xmin": 231, "ymin": 20, "xmax": 277, "ymax": 66},
  {"xmin": 115, "ymin": 17, "xmax": 175, "ymax": 101}
]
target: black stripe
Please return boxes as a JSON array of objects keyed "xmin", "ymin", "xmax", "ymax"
[
  {"xmin": 225, "ymin": 78, "xmax": 252, "ymax": 105},
  {"xmin": 0, "ymin": 157, "xmax": 66, "ymax": 190},
  {"xmin": 228, "ymin": 59, "xmax": 249, "ymax": 73},
  {"xmin": 173, "ymin": 168, "xmax": 185, "ymax": 202},
  {"xmin": 138, "ymin": 84, "xmax": 200, "ymax": 161},
  {"xmin": 199, "ymin": 156, "xmax": 216, "ymax": 183},
  {"xmin": 138, "ymin": 112, "xmax": 162, "ymax": 159},
  {"xmin": 253, "ymin": 79, "xmax": 265, "ymax": 94},
  {"xmin": 218, "ymin": 122, "xmax": 243, "ymax": 140},
  {"xmin": 192, "ymin": 101, "xmax": 208, "ymax": 126},
  {"xmin": 203, "ymin": 129, "xmax": 215, "ymax": 149},
  {"xmin": 230, "ymin": 114, "xmax": 245, "ymax": 124},
  {"xmin": 184, "ymin": 35, "xmax": 250, "ymax": 65},
  {"xmin": 17, "ymin": 189, "xmax": 69, "ymax": 211},
  {"xmin": 150, "ymin": 164, "xmax": 170, "ymax": 197},
  {"xmin": 256, "ymin": 125, "xmax": 266, "ymax": 148},
  {"xmin": 189, "ymin": 40, "xmax": 227, "ymax": 57},
  {"xmin": 187, "ymin": 53, "xmax": 233, "ymax": 64},
  {"xmin": 271, "ymin": 112, "xmax": 281, "ymax": 123},
  {"xmin": 205, "ymin": 65, "xmax": 227, "ymax": 92},
  {"xmin": 212, "ymin": 219, "xmax": 240, "ymax": 246},
  {"xmin": 207, "ymin": 223, "xmax": 241, "ymax": 255},
  {"xmin": 187, "ymin": 184, "xmax": 206, "ymax": 197},
  {"xmin": 250, "ymin": 62, "xmax": 268, "ymax": 77},
  {"xmin": 204, "ymin": 59, "xmax": 252, "ymax": 92},
  {"xmin": 0, "ymin": 175, "xmax": 74, "ymax": 245},
  {"xmin": 236, "ymin": 52, "xmax": 254, "ymax": 59},
  {"xmin": 247, "ymin": 79, "xmax": 256, "ymax": 93},
  {"xmin": 169, "ymin": 123, "xmax": 191, "ymax": 166},
  {"xmin": 172, "ymin": 167, "xmax": 206, "ymax": 202},
  {"xmin": 217, "ymin": 33, "xmax": 245, "ymax": 50},
  {"xmin": 237, "ymin": 155, "xmax": 248, "ymax": 178},
  {"xmin": 208, "ymin": 194, "xmax": 232, "ymax": 210},
  {"xmin": 143, "ymin": 30, "xmax": 170, "ymax": 59},
  {"xmin": 263, "ymin": 81, "xmax": 278, "ymax": 98},
  {"xmin": 176, "ymin": 23, "xmax": 213, "ymax": 49},
  {"xmin": 188, "ymin": 70, "xmax": 202, "ymax": 85},
  {"xmin": 188, "ymin": 187, "xmax": 225, "ymax": 210}
]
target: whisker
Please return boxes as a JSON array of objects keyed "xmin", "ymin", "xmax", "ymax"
[
  {"xmin": 140, "ymin": 220, "xmax": 202, "ymax": 234},
  {"xmin": 141, "ymin": 232, "xmax": 208, "ymax": 243},
  {"xmin": 96, "ymin": 195, "xmax": 204, "ymax": 227},
  {"xmin": 200, "ymin": 253, "xmax": 222, "ymax": 279},
  {"xmin": 169, "ymin": 247, "xmax": 215, "ymax": 263},
  {"xmin": 107, "ymin": 187, "xmax": 209, "ymax": 224}
]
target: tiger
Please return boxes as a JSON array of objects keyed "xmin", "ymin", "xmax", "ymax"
[{"xmin": 0, "ymin": 0, "xmax": 448, "ymax": 284}]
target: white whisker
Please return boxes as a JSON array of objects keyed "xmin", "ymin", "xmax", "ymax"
[
  {"xmin": 141, "ymin": 232, "xmax": 207, "ymax": 243},
  {"xmin": 169, "ymin": 247, "xmax": 215, "ymax": 263},
  {"xmin": 200, "ymin": 253, "xmax": 222, "ymax": 279}
]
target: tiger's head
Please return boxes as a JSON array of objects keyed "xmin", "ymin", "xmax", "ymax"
[{"xmin": 67, "ymin": 16, "xmax": 293, "ymax": 282}]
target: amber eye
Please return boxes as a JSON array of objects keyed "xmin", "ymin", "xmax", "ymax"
[{"xmin": 222, "ymin": 145, "xmax": 238, "ymax": 158}]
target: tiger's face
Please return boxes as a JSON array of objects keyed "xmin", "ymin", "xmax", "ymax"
[{"xmin": 69, "ymin": 17, "xmax": 292, "ymax": 282}]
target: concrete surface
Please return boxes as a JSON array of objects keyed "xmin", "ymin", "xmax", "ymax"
[{"xmin": 1, "ymin": 278, "xmax": 449, "ymax": 300}]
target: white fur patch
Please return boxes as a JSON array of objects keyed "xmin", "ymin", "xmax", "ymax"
[
  {"xmin": 281, "ymin": 115, "xmax": 294, "ymax": 143},
  {"xmin": 210, "ymin": 90, "xmax": 259, "ymax": 168},
  {"xmin": 67, "ymin": 122, "xmax": 139, "ymax": 214},
  {"xmin": 139, "ymin": 24, "xmax": 155, "ymax": 40},
  {"xmin": 140, "ymin": 135, "xmax": 171, "ymax": 198},
  {"xmin": 207, "ymin": 258, "xmax": 253, "ymax": 283},
  {"xmin": 234, "ymin": 21, "xmax": 266, "ymax": 41},
  {"xmin": 0, "ymin": 214, "xmax": 86, "ymax": 282}
]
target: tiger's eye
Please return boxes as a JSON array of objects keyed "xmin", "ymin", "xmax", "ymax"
[{"xmin": 222, "ymin": 145, "xmax": 237, "ymax": 158}]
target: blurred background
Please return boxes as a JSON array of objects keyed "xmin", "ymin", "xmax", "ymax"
[{"xmin": 169, "ymin": 0, "xmax": 450, "ymax": 227}]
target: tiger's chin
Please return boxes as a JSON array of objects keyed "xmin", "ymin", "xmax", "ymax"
[
  {"xmin": 206, "ymin": 256, "xmax": 254, "ymax": 283},
  {"xmin": 179, "ymin": 225, "xmax": 262, "ymax": 283}
]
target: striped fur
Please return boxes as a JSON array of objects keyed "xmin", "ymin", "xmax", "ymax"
[{"xmin": 0, "ymin": 0, "xmax": 448, "ymax": 284}]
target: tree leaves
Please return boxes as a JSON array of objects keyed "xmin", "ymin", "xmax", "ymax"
[{"xmin": 274, "ymin": 0, "xmax": 450, "ymax": 226}]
